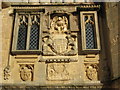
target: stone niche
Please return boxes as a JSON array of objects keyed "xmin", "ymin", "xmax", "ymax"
[{"xmin": 42, "ymin": 10, "xmax": 77, "ymax": 57}]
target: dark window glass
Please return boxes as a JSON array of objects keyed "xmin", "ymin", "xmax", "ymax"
[
  {"xmin": 17, "ymin": 24, "xmax": 27, "ymax": 50},
  {"xmin": 29, "ymin": 23, "xmax": 39, "ymax": 50},
  {"xmin": 85, "ymin": 22, "xmax": 97, "ymax": 49}
]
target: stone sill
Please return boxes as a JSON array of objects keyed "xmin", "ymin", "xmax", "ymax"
[{"xmin": 2, "ymin": 80, "xmax": 114, "ymax": 89}]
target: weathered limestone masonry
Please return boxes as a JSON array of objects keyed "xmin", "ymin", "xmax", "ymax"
[
  {"xmin": 1, "ymin": 1, "xmax": 120, "ymax": 89},
  {"xmin": 104, "ymin": 2, "xmax": 120, "ymax": 88}
]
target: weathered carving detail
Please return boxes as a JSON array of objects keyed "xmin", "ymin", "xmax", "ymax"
[
  {"xmin": 50, "ymin": 16, "xmax": 68, "ymax": 33},
  {"xmin": 31, "ymin": 15, "xmax": 40, "ymax": 25},
  {"xmin": 4, "ymin": 66, "xmax": 10, "ymax": 80},
  {"xmin": 19, "ymin": 64, "xmax": 34, "ymax": 81},
  {"xmin": 47, "ymin": 63, "xmax": 70, "ymax": 80},
  {"xmin": 42, "ymin": 15, "xmax": 77, "ymax": 56},
  {"xmin": 85, "ymin": 64, "xmax": 98, "ymax": 81},
  {"xmin": 18, "ymin": 15, "xmax": 28, "ymax": 25}
]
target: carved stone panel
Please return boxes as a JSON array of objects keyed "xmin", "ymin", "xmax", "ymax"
[
  {"xmin": 47, "ymin": 63, "xmax": 70, "ymax": 81},
  {"xmin": 19, "ymin": 64, "xmax": 34, "ymax": 81},
  {"xmin": 42, "ymin": 15, "xmax": 77, "ymax": 56},
  {"xmin": 84, "ymin": 63, "xmax": 99, "ymax": 81}
]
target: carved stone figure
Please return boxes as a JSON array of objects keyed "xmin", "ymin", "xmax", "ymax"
[
  {"xmin": 42, "ymin": 15, "xmax": 77, "ymax": 56},
  {"xmin": 50, "ymin": 16, "xmax": 68, "ymax": 33},
  {"xmin": 85, "ymin": 64, "xmax": 98, "ymax": 81},
  {"xmin": 19, "ymin": 64, "xmax": 33, "ymax": 81},
  {"xmin": 47, "ymin": 63, "xmax": 70, "ymax": 80}
]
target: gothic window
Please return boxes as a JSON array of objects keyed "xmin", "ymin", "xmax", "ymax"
[
  {"xmin": 12, "ymin": 10, "xmax": 42, "ymax": 54},
  {"xmin": 80, "ymin": 11, "xmax": 100, "ymax": 52}
]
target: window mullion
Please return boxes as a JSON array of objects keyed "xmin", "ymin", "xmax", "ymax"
[
  {"xmin": 83, "ymin": 15, "xmax": 87, "ymax": 50},
  {"xmin": 94, "ymin": 12, "xmax": 100, "ymax": 49},
  {"xmin": 13, "ymin": 13, "xmax": 19, "ymax": 50},
  {"xmin": 39, "ymin": 13, "xmax": 42, "ymax": 51},
  {"xmin": 81, "ymin": 12, "xmax": 86, "ymax": 50},
  {"xmin": 26, "ymin": 14, "xmax": 31, "ymax": 50}
]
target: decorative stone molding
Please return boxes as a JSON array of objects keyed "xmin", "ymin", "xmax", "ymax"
[
  {"xmin": 19, "ymin": 64, "xmax": 34, "ymax": 81},
  {"xmin": 79, "ymin": 4, "xmax": 100, "ymax": 8},
  {"xmin": 84, "ymin": 63, "xmax": 99, "ymax": 81},
  {"xmin": 39, "ymin": 56, "xmax": 78, "ymax": 62},
  {"xmin": 78, "ymin": 4, "xmax": 100, "ymax": 11},
  {"xmin": 48, "ymin": 10, "xmax": 71, "ymax": 15},
  {"xmin": 45, "ymin": 58, "xmax": 77, "ymax": 62},
  {"xmin": 3, "ymin": 66, "xmax": 10, "ymax": 80},
  {"xmin": 84, "ymin": 54, "xmax": 99, "ymax": 62},
  {"xmin": 86, "ymin": 54, "xmax": 96, "ymax": 58},
  {"xmin": 47, "ymin": 63, "xmax": 70, "ymax": 81}
]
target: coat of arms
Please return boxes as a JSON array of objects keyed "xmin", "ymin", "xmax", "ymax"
[
  {"xmin": 42, "ymin": 15, "xmax": 77, "ymax": 56},
  {"xmin": 19, "ymin": 64, "xmax": 33, "ymax": 81},
  {"xmin": 85, "ymin": 64, "xmax": 98, "ymax": 81}
]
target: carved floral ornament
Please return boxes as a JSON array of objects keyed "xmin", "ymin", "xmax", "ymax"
[
  {"xmin": 4, "ymin": 66, "xmax": 10, "ymax": 80},
  {"xmin": 85, "ymin": 64, "xmax": 99, "ymax": 81},
  {"xmin": 42, "ymin": 15, "xmax": 77, "ymax": 56},
  {"xmin": 19, "ymin": 64, "xmax": 34, "ymax": 81}
]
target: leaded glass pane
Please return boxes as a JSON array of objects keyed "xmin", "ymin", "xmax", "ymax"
[
  {"xmin": 29, "ymin": 23, "xmax": 39, "ymax": 50},
  {"xmin": 85, "ymin": 22, "xmax": 96, "ymax": 49},
  {"xmin": 17, "ymin": 24, "xmax": 27, "ymax": 50}
]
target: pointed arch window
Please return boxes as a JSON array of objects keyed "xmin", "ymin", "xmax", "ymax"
[
  {"xmin": 12, "ymin": 10, "xmax": 43, "ymax": 54},
  {"xmin": 80, "ymin": 11, "xmax": 100, "ymax": 52}
]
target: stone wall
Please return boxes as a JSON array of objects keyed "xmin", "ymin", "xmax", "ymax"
[
  {"xmin": 1, "ymin": 1, "xmax": 120, "ymax": 89},
  {"xmin": 0, "ymin": 0, "xmax": 2, "ymax": 85},
  {"xmin": 1, "ymin": 5, "xmax": 13, "ymax": 85},
  {"xmin": 104, "ymin": 2, "xmax": 120, "ymax": 88}
]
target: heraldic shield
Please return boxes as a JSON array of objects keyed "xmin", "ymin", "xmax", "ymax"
[
  {"xmin": 52, "ymin": 34, "xmax": 68, "ymax": 54},
  {"xmin": 19, "ymin": 64, "xmax": 33, "ymax": 81}
]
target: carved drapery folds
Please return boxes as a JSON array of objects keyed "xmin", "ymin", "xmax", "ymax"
[
  {"xmin": 85, "ymin": 63, "xmax": 98, "ymax": 81},
  {"xmin": 19, "ymin": 64, "xmax": 34, "ymax": 81},
  {"xmin": 47, "ymin": 63, "xmax": 70, "ymax": 81},
  {"xmin": 42, "ymin": 12, "xmax": 77, "ymax": 56}
]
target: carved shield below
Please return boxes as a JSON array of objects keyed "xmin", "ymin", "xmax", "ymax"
[
  {"xmin": 86, "ymin": 68, "xmax": 97, "ymax": 80},
  {"xmin": 52, "ymin": 35, "xmax": 68, "ymax": 54},
  {"xmin": 20, "ymin": 65, "xmax": 32, "ymax": 81},
  {"xmin": 20, "ymin": 70, "xmax": 31, "ymax": 81}
]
